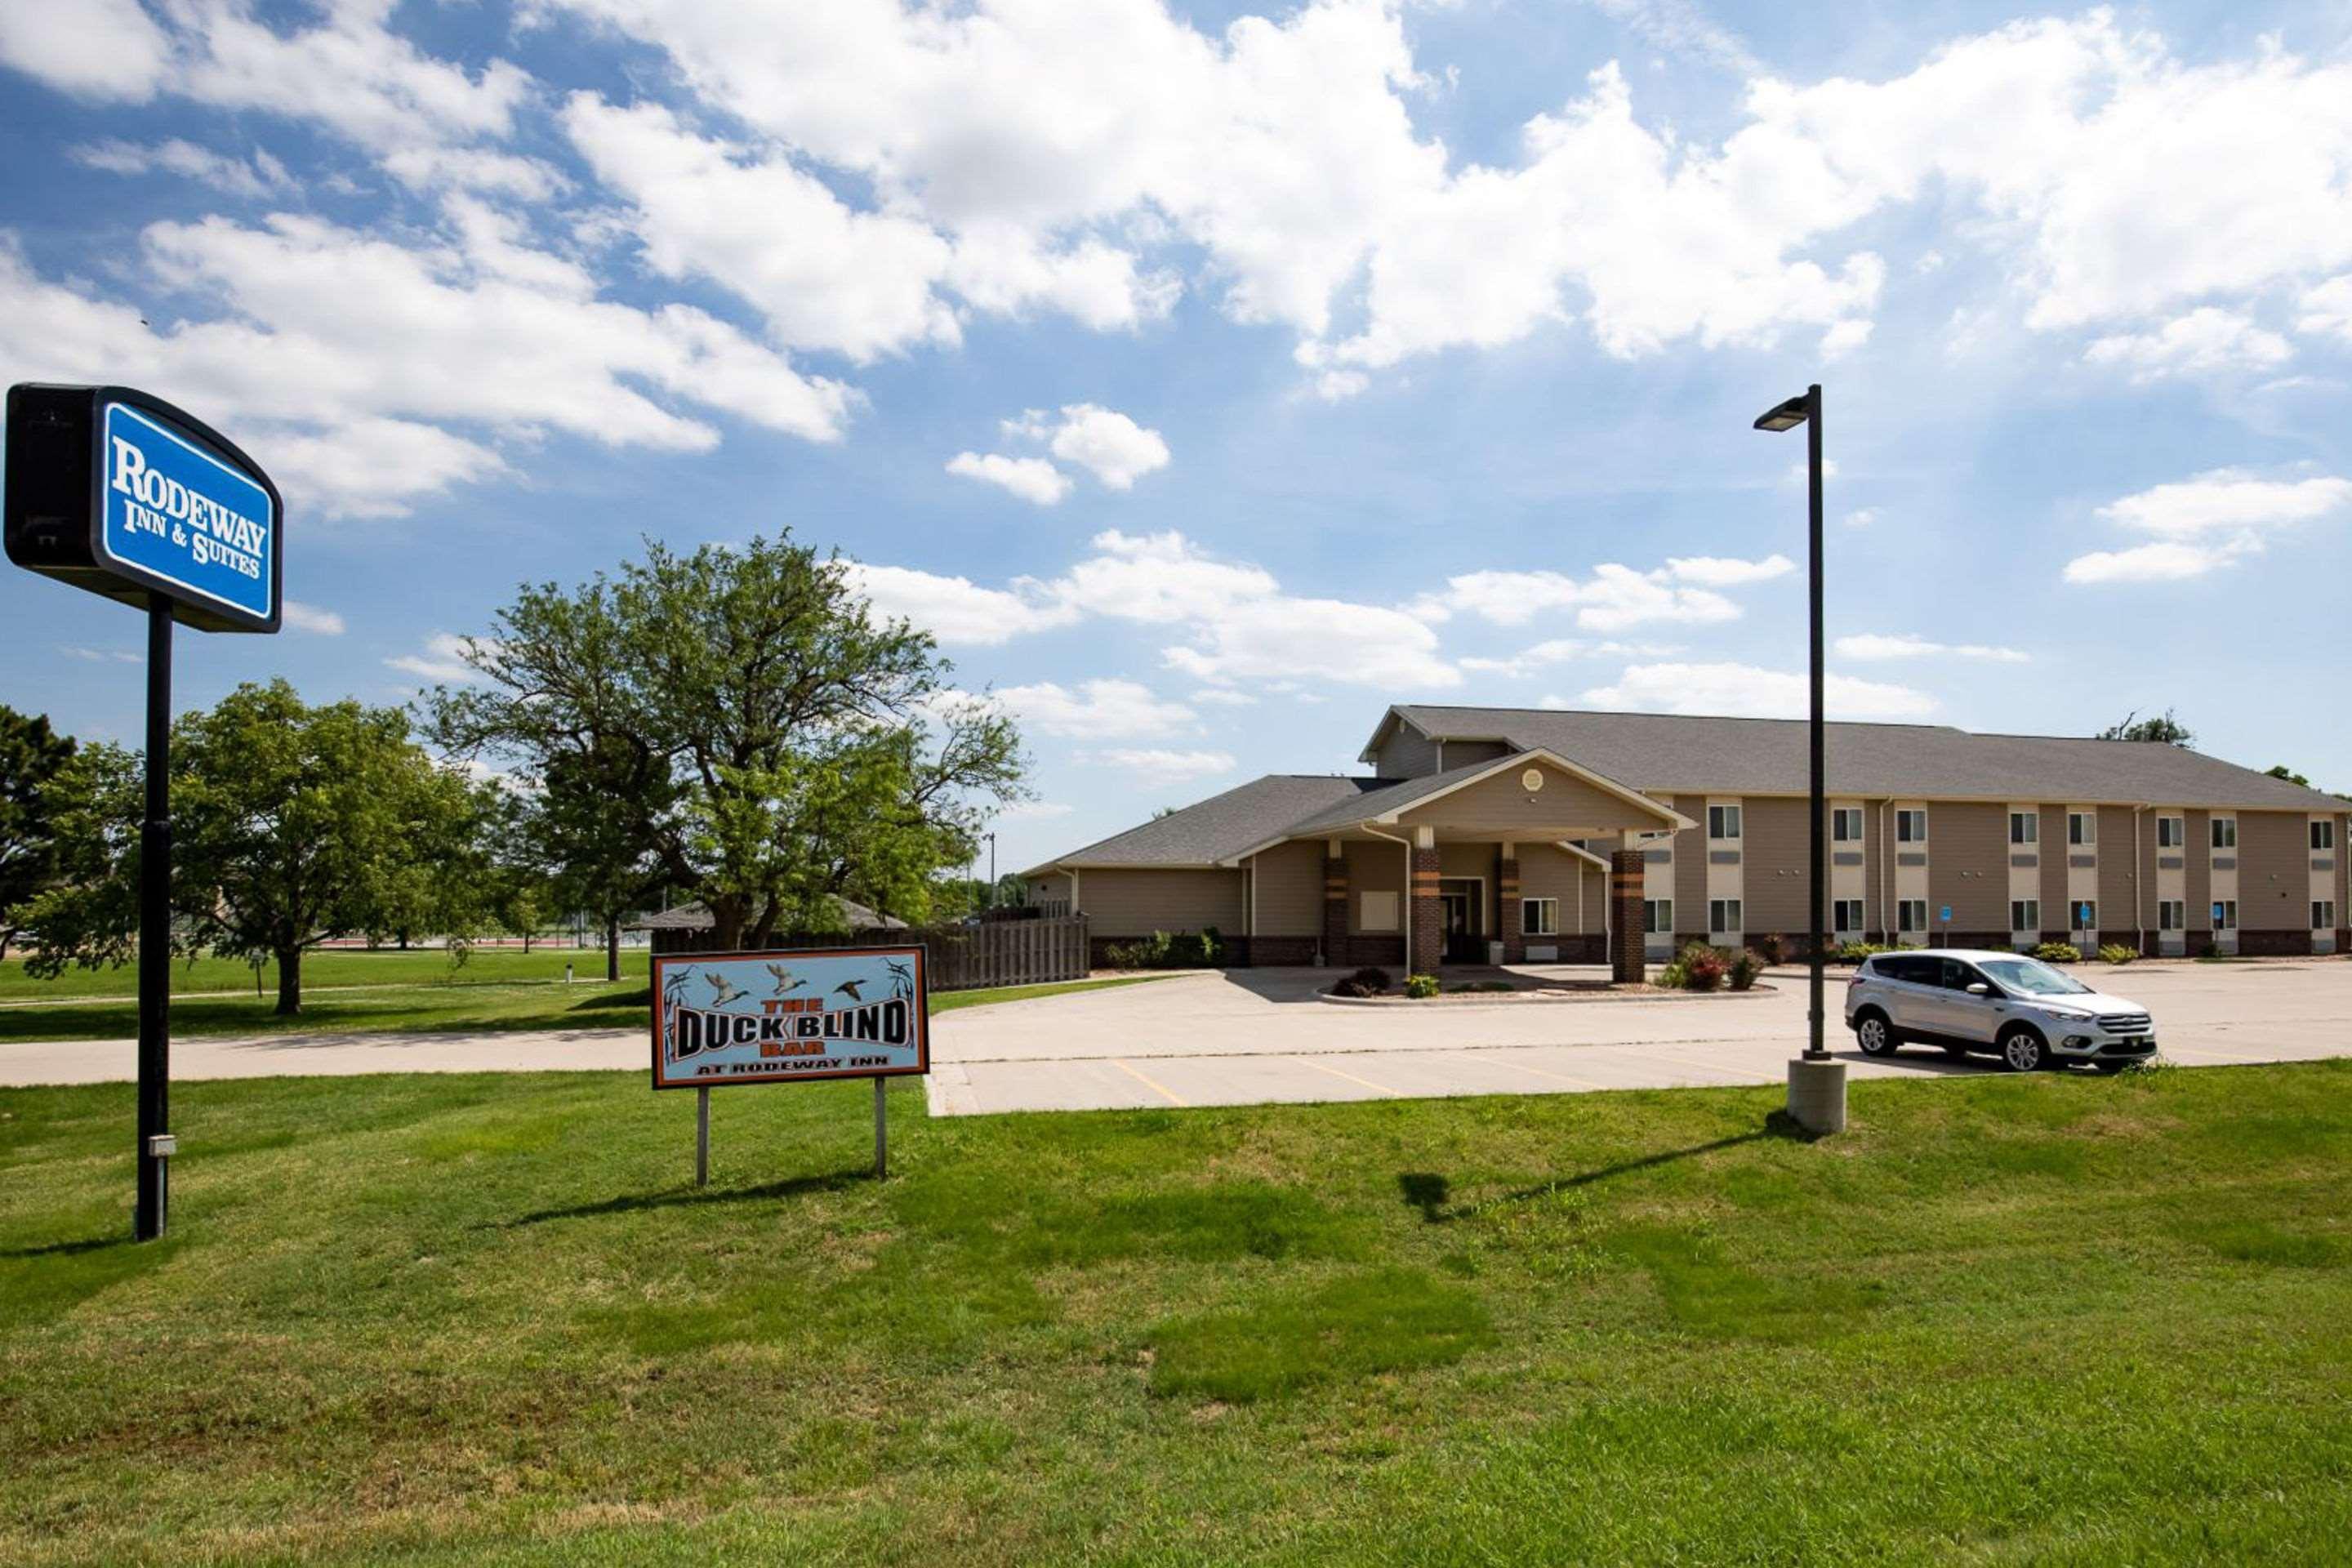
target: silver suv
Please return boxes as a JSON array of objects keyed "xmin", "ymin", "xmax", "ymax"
[{"xmin": 1844, "ymin": 948, "xmax": 2157, "ymax": 1072}]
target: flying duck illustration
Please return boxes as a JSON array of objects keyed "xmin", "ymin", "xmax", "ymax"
[
  {"xmin": 765, "ymin": 964, "xmax": 806, "ymax": 996},
  {"xmin": 832, "ymin": 978, "xmax": 867, "ymax": 1004},
  {"xmin": 703, "ymin": 971, "xmax": 749, "ymax": 1008}
]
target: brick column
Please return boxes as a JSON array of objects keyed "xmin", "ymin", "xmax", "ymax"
[
  {"xmin": 1322, "ymin": 849, "xmax": 1348, "ymax": 968},
  {"xmin": 1610, "ymin": 847, "xmax": 1646, "ymax": 984},
  {"xmin": 1410, "ymin": 843, "xmax": 1443, "ymax": 973},
  {"xmin": 1499, "ymin": 852, "xmax": 1525, "ymax": 964}
]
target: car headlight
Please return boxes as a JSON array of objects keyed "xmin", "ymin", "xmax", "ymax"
[{"xmin": 2038, "ymin": 1005, "xmax": 2093, "ymax": 1022}]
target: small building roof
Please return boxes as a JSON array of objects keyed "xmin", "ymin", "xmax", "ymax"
[
  {"xmin": 1022, "ymin": 773, "xmax": 1384, "ymax": 873},
  {"xmin": 626, "ymin": 897, "xmax": 908, "ymax": 933},
  {"xmin": 1384, "ymin": 705, "xmax": 2348, "ymax": 811}
]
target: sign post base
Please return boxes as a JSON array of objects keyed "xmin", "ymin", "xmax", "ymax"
[
  {"xmin": 694, "ymin": 1086, "xmax": 710, "ymax": 1187},
  {"xmin": 873, "ymin": 1076, "xmax": 888, "ymax": 1179}
]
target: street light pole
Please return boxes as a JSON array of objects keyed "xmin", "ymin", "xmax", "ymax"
[{"xmin": 1754, "ymin": 383, "xmax": 1845, "ymax": 1132}]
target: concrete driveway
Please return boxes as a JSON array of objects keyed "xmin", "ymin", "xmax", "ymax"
[{"xmin": 924, "ymin": 959, "xmax": 2352, "ymax": 1115}]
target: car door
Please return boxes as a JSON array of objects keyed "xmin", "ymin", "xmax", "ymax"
[
  {"xmin": 1930, "ymin": 958, "xmax": 2002, "ymax": 1043},
  {"xmin": 1875, "ymin": 956, "xmax": 1941, "ymax": 1035}
]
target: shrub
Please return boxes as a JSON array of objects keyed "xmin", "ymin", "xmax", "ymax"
[
  {"xmin": 1327, "ymin": 979, "xmax": 1377, "ymax": 998},
  {"xmin": 2034, "ymin": 941, "xmax": 2082, "ymax": 964},
  {"xmin": 1752, "ymin": 933, "xmax": 1785, "ymax": 965},
  {"xmin": 1729, "ymin": 950, "xmax": 1764, "ymax": 991},
  {"xmin": 1348, "ymin": 967, "xmax": 1392, "ymax": 991},
  {"xmin": 1105, "ymin": 928, "xmax": 1225, "ymax": 970},
  {"xmin": 1661, "ymin": 942, "xmax": 1725, "ymax": 991},
  {"xmin": 1403, "ymin": 973, "xmax": 1441, "ymax": 1000},
  {"xmin": 2096, "ymin": 943, "xmax": 2139, "ymax": 965},
  {"xmin": 1835, "ymin": 941, "xmax": 1892, "ymax": 964}
]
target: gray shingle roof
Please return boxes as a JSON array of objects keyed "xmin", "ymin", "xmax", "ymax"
[
  {"xmin": 1391, "ymin": 706, "xmax": 2350, "ymax": 811},
  {"xmin": 627, "ymin": 898, "xmax": 908, "ymax": 932},
  {"xmin": 1030, "ymin": 774, "xmax": 1384, "ymax": 870},
  {"xmin": 1281, "ymin": 757, "xmax": 1530, "ymax": 836}
]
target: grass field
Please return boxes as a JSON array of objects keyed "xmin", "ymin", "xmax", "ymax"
[
  {"xmin": 0, "ymin": 950, "xmax": 1152, "ymax": 1040},
  {"xmin": 3, "ymin": 1060, "xmax": 2348, "ymax": 1564}
]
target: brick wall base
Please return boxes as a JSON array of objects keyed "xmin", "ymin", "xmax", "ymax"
[
  {"xmin": 1241, "ymin": 936, "xmax": 1319, "ymax": 967},
  {"xmin": 1498, "ymin": 854, "xmax": 1525, "ymax": 964},
  {"xmin": 1335, "ymin": 935, "xmax": 1406, "ymax": 970},
  {"xmin": 1410, "ymin": 844, "xmax": 1442, "ymax": 972},
  {"xmin": 1610, "ymin": 849, "xmax": 1645, "ymax": 984}
]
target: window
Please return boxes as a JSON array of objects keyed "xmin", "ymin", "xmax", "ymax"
[
  {"xmin": 1832, "ymin": 807, "xmax": 1864, "ymax": 843},
  {"xmin": 1896, "ymin": 809, "xmax": 1928, "ymax": 844},
  {"xmin": 1833, "ymin": 898, "xmax": 1865, "ymax": 932},
  {"xmin": 2158, "ymin": 901, "xmax": 2185, "ymax": 931},
  {"xmin": 1644, "ymin": 899, "xmax": 1673, "ymax": 935},
  {"xmin": 2009, "ymin": 812, "xmax": 2038, "ymax": 845},
  {"xmin": 2212, "ymin": 900, "xmax": 2238, "ymax": 930},
  {"xmin": 1708, "ymin": 898, "xmax": 1743, "ymax": 934},
  {"xmin": 1896, "ymin": 899, "xmax": 1928, "ymax": 934},
  {"xmin": 1521, "ymin": 898, "xmax": 1559, "ymax": 937},
  {"xmin": 2316, "ymin": 821, "xmax": 2338, "ymax": 852},
  {"xmin": 1708, "ymin": 804, "xmax": 1742, "ymax": 840},
  {"xmin": 1359, "ymin": 891, "xmax": 1398, "ymax": 932},
  {"xmin": 2010, "ymin": 900, "xmax": 2041, "ymax": 932},
  {"xmin": 2212, "ymin": 817, "xmax": 2237, "ymax": 849},
  {"xmin": 2314, "ymin": 902, "xmax": 2339, "ymax": 931},
  {"xmin": 2071, "ymin": 900, "xmax": 2097, "ymax": 931},
  {"xmin": 2069, "ymin": 812, "xmax": 2096, "ymax": 846},
  {"xmin": 2158, "ymin": 816, "xmax": 2183, "ymax": 849}
]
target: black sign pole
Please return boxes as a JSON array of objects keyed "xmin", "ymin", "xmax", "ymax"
[{"xmin": 135, "ymin": 594, "xmax": 172, "ymax": 1241}]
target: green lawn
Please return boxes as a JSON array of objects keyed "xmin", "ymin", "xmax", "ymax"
[
  {"xmin": 2, "ymin": 1062, "xmax": 2348, "ymax": 1565},
  {"xmin": 0, "ymin": 950, "xmax": 1152, "ymax": 1040}
]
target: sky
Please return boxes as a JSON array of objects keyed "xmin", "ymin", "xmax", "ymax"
[{"xmin": 2, "ymin": 0, "xmax": 2350, "ymax": 879}]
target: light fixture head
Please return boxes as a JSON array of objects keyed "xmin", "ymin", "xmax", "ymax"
[{"xmin": 1753, "ymin": 394, "xmax": 1810, "ymax": 432}]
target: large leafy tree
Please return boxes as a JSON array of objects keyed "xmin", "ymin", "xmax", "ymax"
[
  {"xmin": 0, "ymin": 706, "xmax": 76, "ymax": 960},
  {"xmin": 425, "ymin": 533, "xmax": 1027, "ymax": 951},
  {"xmin": 21, "ymin": 680, "xmax": 489, "ymax": 1013},
  {"xmin": 532, "ymin": 739, "xmax": 672, "ymax": 981}
]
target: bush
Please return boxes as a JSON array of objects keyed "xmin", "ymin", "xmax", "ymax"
[
  {"xmin": 1327, "ymin": 979, "xmax": 1378, "ymax": 998},
  {"xmin": 1751, "ymin": 933, "xmax": 1784, "ymax": 965},
  {"xmin": 2097, "ymin": 943, "xmax": 2139, "ymax": 965},
  {"xmin": 1836, "ymin": 941, "xmax": 1892, "ymax": 964},
  {"xmin": 1729, "ymin": 950, "xmax": 1764, "ymax": 991},
  {"xmin": 1403, "ymin": 973, "xmax": 1441, "ymax": 1000},
  {"xmin": 1655, "ymin": 942, "xmax": 1726, "ymax": 991},
  {"xmin": 1348, "ymin": 967, "xmax": 1392, "ymax": 991},
  {"xmin": 2034, "ymin": 941, "xmax": 2082, "ymax": 964},
  {"xmin": 1104, "ymin": 927, "xmax": 1224, "ymax": 970}
]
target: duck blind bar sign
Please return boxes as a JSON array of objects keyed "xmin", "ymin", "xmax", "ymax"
[{"xmin": 651, "ymin": 946, "xmax": 930, "ymax": 1090}]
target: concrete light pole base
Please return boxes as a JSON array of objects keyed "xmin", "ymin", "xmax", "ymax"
[{"xmin": 1787, "ymin": 1056, "xmax": 1847, "ymax": 1135}]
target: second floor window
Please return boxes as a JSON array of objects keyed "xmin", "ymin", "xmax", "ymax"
[
  {"xmin": 2069, "ymin": 812, "xmax": 2096, "ymax": 845},
  {"xmin": 1896, "ymin": 809, "xmax": 1927, "ymax": 844},
  {"xmin": 1833, "ymin": 807, "xmax": 1863, "ymax": 842},
  {"xmin": 2158, "ymin": 816, "xmax": 2183, "ymax": 849},
  {"xmin": 2316, "ymin": 820, "xmax": 2338, "ymax": 852},
  {"xmin": 2212, "ymin": 817, "xmax": 2238, "ymax": 849},
  {"xmin": 1708, "ymin": 804, "xmax": 1742, "ymax": 840},
  {"xmin": 2010, "ymin": 812, "xmax": 2038, "ymax": 845}
]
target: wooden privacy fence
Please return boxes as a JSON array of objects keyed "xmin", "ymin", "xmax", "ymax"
[{"xmin": 648, "ymin": 915, "xmax": 1090, "ymax": 993}]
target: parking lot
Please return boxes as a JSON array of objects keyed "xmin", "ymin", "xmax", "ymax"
[{"xmin": 925, "ymin": 958, "xmax": 2352, "ymax": 1115}]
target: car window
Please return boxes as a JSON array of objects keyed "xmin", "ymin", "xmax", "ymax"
[
  {"xmin": 1939, "ymin": 959, "xmax": 1987, "ymax": 991},
  {"xmin": 1873, "ymin": 956, "xmax": 1924, "ymax": 983},
  {"xmin": 1979, "ymin": 957, "xmax": 2091, "ymax": 996}
]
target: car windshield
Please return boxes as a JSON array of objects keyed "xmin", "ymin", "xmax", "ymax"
[{"xmin": 1980, "ymin": 958, "xmax": 2091, "ymax": 996}]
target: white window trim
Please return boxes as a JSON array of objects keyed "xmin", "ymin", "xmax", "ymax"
[
  {"xmin": 1521, "ymin": 897, "xmax": 1559, "ymax": 938},
  {"xmin": 1708, "ymin": 898, "xmax": 1743, "ymax": 935},
  {"xmin": 2212, "ymin": 817, "xmax": 2238, "ymax": 849},
  {"xmin": 1896, "ymin": 898, "xmax": 1928, "ymax": 934},
  {"xmin": 1643, "ymin": 898, "xmax": 1674, "ymax": 934},
  {"xmin": 1832, "ymin": 807, "xmax": 1863, "ymax": 843},
  {"xmin": 2010, "ymin": 900, "xmax": 2041, "ymax": 932},
  {"xmin": 2158, "ymin": 815, "xmax": 2184, "ymax": 849},
  {"xmin": 2313, "ymin": 901, "xmax": 2337, "ymax": 931},
  {"xmin": 1896, "ymin": 809, "xmax": 1928, "ymax": 844},
  {"xmin": 1708, "ymin": 803, "xmax": 1742, "ymax": 841},
  {"xmin": 2158, "ymin": 900, "xmax": 2185, "ymax": 932}
]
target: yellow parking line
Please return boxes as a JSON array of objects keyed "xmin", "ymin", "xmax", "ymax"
[
  {"xmin": 1298, "ymin": 1058, "xmax": 1404, "ymax": 1095},
  {"xmin": 1479, "ymin": 1054, "xmax": 1608, "ymax": 1090},
  {"xmin": 1110, "ymin": 1058, "xmax": 1188, "ymax": 1107}
]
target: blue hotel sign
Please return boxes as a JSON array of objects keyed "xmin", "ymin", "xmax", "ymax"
[{"xmin": 6, "ymin": 385, "xmax": 281, "ymax": 633}]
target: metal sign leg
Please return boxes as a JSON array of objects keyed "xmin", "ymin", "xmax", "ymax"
[
  {"xmin": 135, "ymin": 596, "xmax": 172, "ymax": 1241},
  {"xmin": 873, "ymin": 1076, "xmax": 888, "ymax": 1179},
  {"xmin": 695, "ymin": 1086, "xmax": 710, "ymax": 1188}
]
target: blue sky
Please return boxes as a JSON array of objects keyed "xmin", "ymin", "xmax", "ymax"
[{"xmin": 2, "ymin": 0, "xmax": 2349, "ymax": 876}]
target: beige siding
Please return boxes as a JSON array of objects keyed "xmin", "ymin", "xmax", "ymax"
[
  {"xmin": 2038, "ymin": 806, "xmax": 2065, "ymax": 930},
  {"xmin": 1346, "ymin": 838, "xmax": 1408, "ymax": 934},
  {"xmin": 1027, "ymin": 871, "xmax": 1074, "ymax": 912},
  {"xmin": 1441, "ymin": 740, "xmax": 1515, "ymax": 770},
  {"xmin": 2239, "ymin": 811, "xmax": 2308, "ymax": 931},
  {"xmin": 1078, "ymin": 867, "xmax": 1244, "ymax": 937},
  {"xmin": 2185, "ymin": 810, "xmax": 2211, "ymax": 929},
  {"xmin": 1929, "ymin": 803, "xmax": 2006, "ymax": 933},
  {"xmin": 1741, "ymin": 796, "xmax": 1807, "ymax": 932},
  {"xmin": 1371, "ymin": 726, "xmax": 1439, "ymax": 779},
  {"xmin": 1400, "ymin": 759, "xmax": 1666, "ymax": 835},
  {"xmin": 2096, "ymin": 806, "xmax": 2137, "ymax": 935},
  {"xmin": 1673, "ymin": 800, "xmax": 1705, "ymax": 939},
  {"xmin": 1250, "ymin": 840, "xmax": 1324, "ymax": 937},
  {"xmin": 1518, "ymin": 844, "xmax": 1597, "ymax": 933}
]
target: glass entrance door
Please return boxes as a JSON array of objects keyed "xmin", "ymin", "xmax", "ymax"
[{"xmin": 1438, "ymin": 879, "xmax": 1483, "ymax": 963}]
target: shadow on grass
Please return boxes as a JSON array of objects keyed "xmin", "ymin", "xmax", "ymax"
[
  {"xmin": 0, "ymin": 1235, "xmax": 134, "ymax": 1260},
  {"xmin": 1400, "ymin": 1111, "xmax": 1818, "ymax": 1224},
  {"xmin": 507, "ymin": 1169, "xmax": 870, "ymax": 1227}
]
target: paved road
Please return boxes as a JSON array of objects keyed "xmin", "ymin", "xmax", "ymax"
[
  {"xmin": 920, "ymin": 960, "xmax": 2352, "ymax": 1115},
  {"xmin": 5, "ymin": 960, "xmax": 2346, "ymax": 1116}
]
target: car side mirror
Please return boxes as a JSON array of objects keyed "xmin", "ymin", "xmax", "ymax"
[{"xmin": 1966, "ymin": 982, "xmax": 1993, "ymax": 996}]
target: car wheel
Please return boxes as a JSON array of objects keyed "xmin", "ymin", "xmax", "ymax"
[
  {"xmin": 1999, "ymin": 1026, "xmax": 2049, "ymax": 1072},
  {"xmin": 1854, "ymin": 1012, "xmax": 1900, "ymax": 1057}
]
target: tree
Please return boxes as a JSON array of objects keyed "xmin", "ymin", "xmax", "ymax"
[
  {"xmin": 2266, "ymin": 764, "xmax": 2310, "ymax": 786},
  {"xmin": 532, "ymin": 739, "xmax": 671, "ymax": 980},
  {"xmin": 0, "ymin": 706, "xmax": 76, "ymax": 960},
  {"xmin": 425, "ymin": 533, "xmax": 1027, "ymax": 951},
  {"xmin": 21, "ymin": 680, "xmax": 488, "ymax": 1013},
  {"xmin": 2096, "ymin": 710, "xmax": 2194, "ymax": 746}
]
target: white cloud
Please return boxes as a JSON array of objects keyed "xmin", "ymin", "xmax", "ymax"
[
  {"xmin": 945, "ymin": 451, "xmax": 1072, "ymax": 506},
  {"xmin": 2083, "ymin": 308, "xmax": 2292, "ymax": 381},
  {"xmin": 71, "ymin": 138, "xmax": 292, "ymax": 198},
  {"xmin": 281, "ymin": 600, "xmax": 346, "ymax": 636},
  {"xmin": 1089, "ymin": 748, "xmax": 1236, "ymax": 785},
  {"xmin": 0, "ymin": 0, "xmax": 171, "ymax": 100},
  {"xmin": 60, "ymin": 645, "xmax": 142, "ymax": 664},
  {"xmin": 1163, "ymin": 595, "xmax": 1459, "ymax": 690},
  {"xmin": 1834, "ymin": 633, "xmax": 2027, "ymax": 663},
  {"xmin": 381, "ymin": 145, "xmax": 570, "ymax": 201},
  {"xmin": 1418, "ymin": 560, "xmax": 1761, "ymax": 631},
  {"xmin": 2301, "ymin": 275, "xmax": 2352, "ymax": 343},
  {"xmin": 1663, "ymin": 553, "xmax": 1795, "ymax": 587},
  {"xmin": 1189, "ymin": 688, "xmax": 1258, "ymax": 706},
  {"xmin": 1579, "ymin": 662, "xmax": 1936, "ymax": 719},
  {"xmin": 1785, "ymin": 457, "xmax": 1842, "ymax": 486},
  {"xmin": 1844, "ymin": 507, "xmax": 1879, "ymax": 528},
  {"xmin": 386, "ymin": 633, "xmax": 479, "ymax": 684},
  {"xmin": 2060, "ymin": 541, "xmax": 2236, "ymax": 584},
  {"xmin": 995, "ymin": 679, "xmax": 1196, "ymax": 738},
  {"xmin": 1019, "ymin": 403, "xmax": 1171, "ymax": 489},
  {"xmin": 253, "ymin": 417, "xmax": 509, "ymax": 522},
  {"xmin": 1035, "ymin": 529, "xmax": 1278, "ymax": 623},
  {"xmin": 842, "ymin": 563, "xmax": 1074, "ymax": 645},
  {"xmin": 999, "ymin": 800, "xmax": 1075, "ymax": 821}
]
